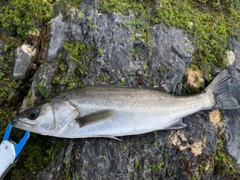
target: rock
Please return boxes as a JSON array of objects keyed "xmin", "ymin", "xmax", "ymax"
[
  {"xmin": 13, "ymin": 44, "xmax": 36, "ymax": 79},
  {"xmin": 36, "ymin": 140, "xmax": 75, "ymax": 180},
  {"xmin": 226, "ymin": 50, "xmax": 235, "ymax": 66},
  {"xmin": 18, "ymin": 63, "xmax": 58, "ymax": 112},
  {"xmin": 223, "ymin": 37, "xmax": 240, "ymax": 173},
  {"xmin": 47, "ymin": 12, "xmax": 65, "ymax": 62},
  {"xmin": 153, "ymin": 0, "xmax": 162, "ymax": 8},
  {"xmin": 46, "ymin": 3, "xmax": 194, "ymax": 89},
  {"xmin": 209, "ymin": 110, "xmax": 221, "ymax": 127},
  {"xmin": 224, "ymin": 110, "xmax": 240, "ymax": 168},
  {"xmin": 230, "ymin": 37, "xmax": 240, "ymax": 70},
  {"xmin": 186, "ymin": 67, "xmax": 204, "ymax": 88},
  {"xmin": 211, "ymin": 64, "xmax": 222, "ymax": 76},
  {"xmin": 24, "ymin": 1, "xmax": 219, "ymax": 180},
  {"xmin": 150, "ymin": 24, "xmax": 194, "ymax": 92},
  {"xmin": 10, "ymin": 0, "xmax": 226, "ymax": 179},
  {"xmin": 32, "ymin": 63, "xmax": 58, "ymax": 98}
]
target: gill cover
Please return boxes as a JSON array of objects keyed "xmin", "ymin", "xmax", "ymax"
[{"xmin": 52, "ymin": 100, "xmax": 79, "ymax": 129}]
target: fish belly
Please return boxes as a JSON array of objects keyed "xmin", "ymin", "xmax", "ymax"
[{"xmin": 59, "ymin": 90, "xmax": 212, "ymax": 138}]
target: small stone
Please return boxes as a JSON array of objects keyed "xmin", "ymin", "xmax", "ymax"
[
  {"xmin": 186, "ymin": 68, "xmax": 204, "ymax": 88},
  {"xmin": 32, "ymin": 63, "xmax": 38, "ymax": 70},
  {"xmin": 28, "ymin": 28, "xmax": 40, "ymax": 38},
  {"xmin": 153, "ymin": 0, "xmax": 162, "ymax": 8},
  {"xmin": 13, "ymin": 44, "xmax": 36, "ymax": 79},
  {"xmin": 226, "ymin": 50, "xmax": 235, "ymax": 66},
  {"xmin": 136, "ymin": 70, "xmax": 143, "ymax": 76},
  {"xmin": 209, "ymin": 110, "xmax": 221, "ymax": 127}
]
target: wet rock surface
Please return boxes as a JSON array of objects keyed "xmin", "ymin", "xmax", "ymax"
[
  {"xmin": 223, "ymin": 37, "xmax": 240, "ymax": 172},
  {"xmin": 47, "ymin": 13, "xmax": 65, "ymax": 62},
  {"xmin": 47, "ymin": 1, "xmax": 193, "ymax": 91},
  {"xmin": 13, "ymin": 44, "xmax": 36, "ymax": 80},
  {"xmin": 8, "ymin": 1, "xmax": 240, "ymax": 179}
]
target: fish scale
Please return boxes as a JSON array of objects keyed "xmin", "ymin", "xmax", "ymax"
[{"xmin": 12, "ymin": 70, "xmax": 239, "ymax": 139}]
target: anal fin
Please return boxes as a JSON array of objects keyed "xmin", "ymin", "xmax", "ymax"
[
  {"xmin": 76, "ymin": 110, "xmax": 114, "ymax": 127},
  {"xmin": 166, "ymin": 119, "xmax": 187, "ymax": 130},
  {"xmin": 103, "ymin": 136, "xmax": 122, "ymax": 141}
]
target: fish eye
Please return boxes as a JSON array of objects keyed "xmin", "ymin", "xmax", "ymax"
[{"xmin": 28, "ymin": 109, "xmax": 39, "ymax": 120}]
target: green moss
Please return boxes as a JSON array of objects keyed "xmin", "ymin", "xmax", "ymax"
[
  {"xmin": 99, "ymin": 0, "xmax": 240, "ymax": 69},
  {"xmin": 182, "ymin": 83, "xmax": 203, "ymax": 95},
  {"xmin": 0, "ymin": 38, "xmax": 20, "ymax": 135},
  {"xmin": 59, "ymin": 62, "xmax": 67, "ymax": 71},
  {"xmin": 213, "ymin": 139, "xmax": 237, "ymax": 177},
  {"xmin": 36, "ymin": 79, "xmax": 46, "ymax": 97},
  {"xmin": 125, "ymin": 17, "xmax": 152, "ymax": 47},
  {"xmin": 0, "ymin": 109, "xmax": 12, "ymax": 136},
  {"xmin": 10, "ymin": 135, "xmax": 63, "ymax": 179},
  {"xmin": 152, "ymin": 140, "xmax": 158, "ymax": 147},
  {"xmin": 27, "ymin": 92, "xmax": 33, "ymax": 107},
  {"xmin": 118, "ymin": 77, "xmax": 126, "ymax": 86},
  {"xmin": 65, "ymin": 157, "xmax": 71, "ymax": 165},
  {"xmin": 56, "ymin": 0, "xmax": 81, "ymax": 10},
  {"xmin": 0, "ymin": 0, "xmax": 53, "ymax": 38},
  {"xmin": 98, "ymin": 71, "xmax": 111, "ymax": 84},
  {"xmin": 129, "ymin": 172, "xmax": 135, "ymax": 179},
  {"xmin": 52, "ymin": 41, "xmax": 99, "ymax": 90},
  {"xmin": 147, "ymin": 161, "xmax": 165, "ymax": 174},
  {"xmin": 134, "ymin": 159, "xmax": 141, "ymax": 169},
  {"xmin": 98, "ymin": 48, "xmax": 104, "ymax": 56},
  {"xmin": 63, "ymin": 41, "xmax": 86, "ymax": 64}
]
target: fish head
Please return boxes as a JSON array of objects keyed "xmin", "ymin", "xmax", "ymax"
[{"xmin": 12, "ymin": 102, "xmax": 56, "ymax": 135}]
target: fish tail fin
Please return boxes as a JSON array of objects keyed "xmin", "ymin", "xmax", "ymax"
[{"xmin": 206, "ymin": 70, "xmax": 239, "ymax": 110}]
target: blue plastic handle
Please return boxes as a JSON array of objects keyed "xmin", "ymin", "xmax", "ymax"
[
  {"xmin": 2, "ymin": 123, "xmax": 30, "ymax": 158},
  {"xmin": 2, "ymin": 123, "xmax": 12, "ymax": 141},
  {"xmin": 14, "ymin": 130, "xmax": 30, "ymax": 157}
]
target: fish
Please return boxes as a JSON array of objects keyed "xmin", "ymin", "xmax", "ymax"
[{"xmin": 12, "ymin": 70, "xmax": 239, "ymax": 139}]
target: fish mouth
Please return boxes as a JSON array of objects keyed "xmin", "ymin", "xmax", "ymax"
[{"xmin": 12, "ymin": 119, "xmax": 35, "ymax": 130}]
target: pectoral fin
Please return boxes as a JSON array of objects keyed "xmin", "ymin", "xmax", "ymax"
[
  {"xmin": 75, "ymin": 110, "xmax": 114, "ymax": 127},
  {"xmin": 166, "ymin": 119, "xmax": 187, "ymax": 129}
]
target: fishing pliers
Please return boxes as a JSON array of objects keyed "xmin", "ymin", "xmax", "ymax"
[{"xmin": 0, "ymin": 123, "xmax": 30, "ymax": 179}]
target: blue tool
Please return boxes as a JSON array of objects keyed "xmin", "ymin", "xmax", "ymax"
[{"xmin": 0, "ymin": 123, "xmax": 30, "ymax": 179}]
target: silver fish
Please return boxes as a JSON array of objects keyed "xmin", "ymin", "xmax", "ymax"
[{"xmin": 12, "ymin": 70, "xmax": 239, "ymax": 139}]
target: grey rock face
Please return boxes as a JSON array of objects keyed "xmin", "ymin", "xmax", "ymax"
[
  {"xmin": 223, "ymin": 37, "xmax": 240, "ymax": 172},
  {"xmin": 13, "ymin": 44, "xmax": 36, "ymax": 79},
  {"xmin": 24, "ymin": 1, "xmax": 220, "ymax": 180},
  {"xmin": 46, "ymin": 5, "xmax": 194, "ymax": 90},
  {"xmin": 47, "ymin": 13, "xmax": 65, "ymax": 62},
  {"xmin": 32, "ymin": 63, "xmax": 58, "ymax": 97},
  {"xmin": 150, "ymin": 25, "xmax": 193, "ymax": 92},
  {"xmin": 230, "ymin": 37, "xmax": 240, "ymax": 70}
]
